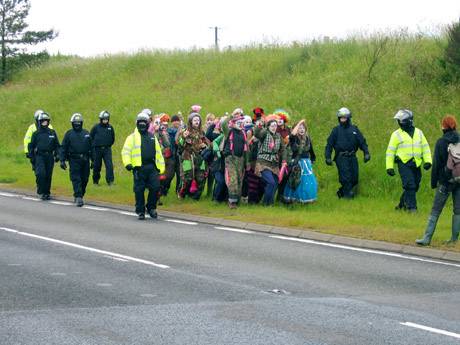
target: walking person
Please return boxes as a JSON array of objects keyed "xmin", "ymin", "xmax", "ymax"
[
  {"xmin": 27, "ymin": 112, "xmax": 60, "ymax": 200},
  {"xmin": 254, "ymin": 114, "xmax": 287, "ymax": 206},
  {"xmin": 386, "ymin": 109, "xmax": 431, "ymax": 212},
  {"xmin": 122, "ymin": 113, "xmax": 165, "ymax": 220},
  {"xmin": 416, "ymin": 115, "xmax": 459, "ymax": 245},
  {"xmin": 325, "ymin": 107, "xmax": 370, "ymax": 199},
  {"xmin": 24, "ymin": 109, "xmax": 54, "ymax": 182},
  {"xmin": 176, "ymin": 112, "xmax": 210, "ymax": 200},
  {"xmin": 90, "ymin": 110, "xmax": 115, "ymax": 186},
  {"xmin": 222, "ymin": 109, "xmax": 248, "ymax": 208},
  {"xmin": 283, "ymin": 119, "xmax": 318, "ymax": 203},
  {"xmin": 60, "ymin": 113, "xmax": 93, "ymax": 207}
]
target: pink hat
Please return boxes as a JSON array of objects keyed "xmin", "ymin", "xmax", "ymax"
[{"xmin": 191, "ymin": 104, "xmax": 202, "ymax": 113}]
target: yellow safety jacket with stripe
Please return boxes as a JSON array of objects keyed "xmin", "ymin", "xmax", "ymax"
[
  {"xmin": 23, "ymin": 123, "xmax": 54, "ymax": 153},
  {"xmin": 121, "ymin": 128, "xmax": 165, "ymax": 174},
  {"xmin": 385, "ymin": 128, "xmax": 432, "ymax": 170}
]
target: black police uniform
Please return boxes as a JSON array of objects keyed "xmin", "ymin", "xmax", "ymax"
[
  {"xmin": 325, "ymin": 120, "xmax": 370, "ymax": 198},
  {"xmin": 60, "ymin": 127, "xmax": 92, "ymax": 199},
  {"xmin": 28, "ymin": 126, "xmax": 60, "ymax": 199},
  {"xmin": 90, "ymin": 122, "xmax": 115, "ymax": 184},
  {"xmin": 134, "ymin": 132, "xmax": 161, "ymax": 215}
]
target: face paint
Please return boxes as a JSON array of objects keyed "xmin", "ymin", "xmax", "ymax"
[
  {"xmin": 298, "ymin": 124, "xmax": 306, "ymax": 135},
  {"xmin": 269, "ymin": 122, "xmax": 278, "ymax": 134},
  {"xmin": 235, "ymin": 120, "xmax": 244, "ymax": 130},
  {"xmin": 277, "ymin": 119, "xmax": 284, "ymax": 127},
  {"xmin": 192, "ymin": 116, "xmax": 201, "ymax": 128}
]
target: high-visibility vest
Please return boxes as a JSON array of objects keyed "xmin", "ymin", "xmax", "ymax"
[
  {"xmin": 121, "ymin": 128, "xmax": 165, "ymax": 174},
  {"xmin": 23, "ymin": 123, "xmax": 54, "ymax": 153},
  {"xmin": 386, "ymin": 128, "xmax": 432, "ymax": 169}
]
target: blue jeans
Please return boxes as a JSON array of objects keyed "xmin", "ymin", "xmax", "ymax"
[{"xmin": 261, "ymin": 170, "xmax": 278, "ymax": 205}]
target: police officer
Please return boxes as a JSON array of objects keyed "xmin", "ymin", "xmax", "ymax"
[
  {"xmin": 122, "ymin": 113, "xmax": 165, "ymax": 220},
  {"xmin": 24, "ymin": 109, "xmax": 54, "ymax": 172},
  {"xmin": 60, "ymin": 113, "xmax": 93, "ymax": 207},
  {"xmin": 27, "ymin": 112, "xmax": 60, "ymax": 200},
  {"xmin": 386, "ymin": 109, "xmax": 432, "ymax": 212},
  {"xmin": 325, "ymin": 107, "xmax": 370, "ymax": 199},
  {"xmin": 90, "ymin": 110, "xmax": 115, "ymax": 185}
]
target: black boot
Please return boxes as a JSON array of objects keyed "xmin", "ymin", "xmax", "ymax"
[
  {"xmin": 416, "ymin": 215, "xmax": 438, "ymax": 246},
  {"xmin": 75, "ymin": 197, "xmax": 84, "ymax": 207},
  {"xmin": 148, "ymin": 209, "xmax": 158, "ymax": 219}
]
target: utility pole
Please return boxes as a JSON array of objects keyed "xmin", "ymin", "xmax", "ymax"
[{"xmin": 209, "ymin": 26, "xmax": 221, "ymax": 50}]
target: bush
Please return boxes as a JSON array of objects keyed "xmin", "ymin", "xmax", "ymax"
[{"xmin": 441, "ymin": 20, "xmax": 460, "ymax": 83}]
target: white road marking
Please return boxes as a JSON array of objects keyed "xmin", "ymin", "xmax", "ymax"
[
  {"xmin": 84, "ymin": 206, "xmax": 109, "ymax": 211},
  {"xmin": 0, "ymin": 227, "xmax": 19, "ymax": 233},
  {"xmin": 165, "ymin": 219, "xmax": 197, "ymax": 225},
  {"xmin": 7, "ymin": 264, "xmax": 22, "ymax": 266},
  {"xmin": 140, "ymin": 294, "xmax": 157, "ymax": 298},
  {"xmin": 401, "ymin": 322, "xmax": 460, "ymax": 339},
  {"xmin": 96, "ymin": 283, "xmax": 112, "ymax": 287},
  {"xmin": 215, "ymin": 226, "xmax": 254, "ymax": 234},
  {"xmin": 117, "ymin": 211, "xmax": 137, "ymax": 217},
  {"xmin": 104, "ymin": 255, "xmax": 129, "ymax": 262},
  {"xmin": 0, "ymin": 192, "xmax": 18, "ymax": 197},
  {"xmin": 50, "ymin": 272, "xmax": 66, "ymax": 276},
  {"xmin": 49, "ymin": 201, "xmax": 73, "ymax": 206},
  {"xmin": 270, "ymin": 235, "xmax": 460, "ymax": 268},
  {"xmin": 22, "ymin": 196, "xmax": 40, "ymax": 201},
  {"xmin": 0, "ymin": 227, "xmax": 170, "ymax": 269}
]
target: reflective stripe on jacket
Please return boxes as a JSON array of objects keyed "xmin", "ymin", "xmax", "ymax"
[
  {"xmin": 385, "ymin": 128, "xmax": 432, "ymax": 169},
  {"xmin": 121, "ymin": 128, "xmax": 165, "ymax": 174}
]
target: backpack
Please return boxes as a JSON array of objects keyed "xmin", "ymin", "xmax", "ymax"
[{"xmin": 447, "ymin": 143, "xmax": 460, "ymax": 183}]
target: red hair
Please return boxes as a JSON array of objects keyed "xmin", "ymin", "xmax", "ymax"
[{"xmin": 442, "ymin": 115, "xmax": 457, "ymax": 130}]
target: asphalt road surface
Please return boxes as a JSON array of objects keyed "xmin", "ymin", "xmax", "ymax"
[{"xmin": 1, "ymin": 191, "xmax": 459, "ymax": 345}]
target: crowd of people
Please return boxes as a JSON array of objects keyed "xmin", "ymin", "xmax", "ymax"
[{"xmin": 23, "ymin": 105, "xmax": 459, "ymax": 245}]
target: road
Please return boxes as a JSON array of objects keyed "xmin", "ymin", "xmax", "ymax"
[{"xmin": 0, "ymin": 191, "xmax": 459, "ymax": 345}]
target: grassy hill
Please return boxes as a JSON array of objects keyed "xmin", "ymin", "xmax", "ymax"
[{"xmin": 1, "ymin": 34, "xmax": 460, "ymax": 250}]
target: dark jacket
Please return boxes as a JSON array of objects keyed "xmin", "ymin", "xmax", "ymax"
[
  {"xmin": 289, "ymin": 134, "xmax": 316, "ymax": 163},
  {"xmin": 325, "ymin": 122, "xmax": 369, "ymax": 160},
  {"xmin": 60, "ymin": 129, "xmax": 92, "ymax": 161},
  {"xmin": 431, "ymin": 129, "xmax": 459, "ymax": 189},
  {"xmin": 90, "ymin": 123, "xmax": 115, "ymax": 147},
  {"xmin": 28, "ymin": 127, "xmax": 60, "ymax": 161}
]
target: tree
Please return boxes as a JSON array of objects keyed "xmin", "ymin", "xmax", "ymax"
[
  {"xmin": 0, "ymin": 0, "xmax": 56, "ymax": 83},
  {"xmin": 442, "ymin": 19, "xmax": 460, "ymax": 83}
]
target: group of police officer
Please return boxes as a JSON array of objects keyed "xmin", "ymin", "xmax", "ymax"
[{"xmin": 25, "ymin": 110, "xmax": 115, "ymax": 207}]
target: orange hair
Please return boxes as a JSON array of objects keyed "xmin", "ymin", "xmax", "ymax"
[{"xmin": 442, "ymin": 115, "xmax": 457, "ymax": 130}]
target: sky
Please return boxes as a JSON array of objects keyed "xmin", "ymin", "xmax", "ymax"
[{"xmin": 26, "ymin": 0, "xmax": 460, "ymax": 57}]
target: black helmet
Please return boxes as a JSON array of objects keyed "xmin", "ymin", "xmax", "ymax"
[{"xmin": 38, "ymin": 112, "xmax": 50, "ymax": 122}]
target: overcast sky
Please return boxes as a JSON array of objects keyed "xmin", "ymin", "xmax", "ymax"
[{"xmin": 27, "ymin": 0, "xmax": 460, "ymax": 57}]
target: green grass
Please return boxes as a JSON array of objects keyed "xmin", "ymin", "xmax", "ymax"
[{"xmin": 1, "ymin": 35, "xmax": 460, "ymax": 251}]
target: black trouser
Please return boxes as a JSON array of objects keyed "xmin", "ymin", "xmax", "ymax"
[
  {"xmin": 35, "ymin": 153, "xmax": 54, "ymax": 196},
  {"xmin": 397, "ymin": 160, "xmax": 421, "ymax": 210},
  {"xmin": 174, "ymin": 154, "xmax": 181, "ymax": 193},
  {"xmin": 430, "ymin": 183, "xmax": 460, "ymax": 217},
  {"xmin": 93, "ymin": 146, "xmax": 114, "ymax": 184},
  {"xmin": 335, "ymin": 154, "xmax": 358, "ymax": 198},
  {"xmin": 133, "ymin": 164, "xmax": 160, "ymax": 214},
  {"xmin": 160, "ymin": 157, "xmax": 176, "ymax": 196},
  {"xmin": 69, "ymin": 157, "xmax": 90, "ymax": 198}
]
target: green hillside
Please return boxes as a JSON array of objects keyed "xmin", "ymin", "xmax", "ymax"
[{"xmin": 1, "ymin": 35, "xmax": 460, "ymax": 250}]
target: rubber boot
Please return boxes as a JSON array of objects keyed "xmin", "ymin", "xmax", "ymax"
[
  {"xmin": 416, "ymin": 215, "xmax": 438, "ymax": 246},
  {"xmin": 445, "ymin": 214, "xmax": 460, "ymax": 244}
]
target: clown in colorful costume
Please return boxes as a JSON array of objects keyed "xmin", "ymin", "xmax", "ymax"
[{"xmin": 176, "ymin": 112, "xmax": 210, "ymax": 200}]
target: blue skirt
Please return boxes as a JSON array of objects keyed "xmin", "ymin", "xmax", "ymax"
[{"xmin": 283, "ymin": 158, "xmax": 317, "ymax": 203}]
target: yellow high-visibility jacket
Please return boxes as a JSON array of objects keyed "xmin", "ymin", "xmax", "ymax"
[
  {"xmin": 122, "ymin": 128, "xmax": 165, "ymax": 174},
  {"xmin": 386, "ymin": 128, "xmax": 432, "ymax": 170},
  {"xmin": 23, "ymin": 123, "xmax": 54, "ymax": 153}
]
